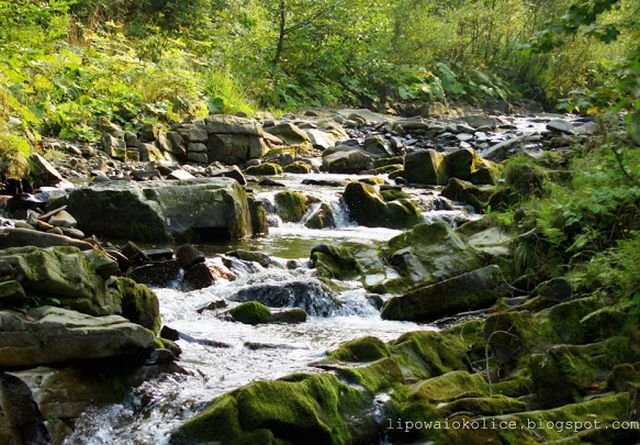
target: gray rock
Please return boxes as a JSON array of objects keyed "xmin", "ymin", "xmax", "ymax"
[
  {"xmin": 459, "ymin": 115, "xmax": 498, "ymax": 130},
  {"xmin": 187, "ymin": 152, "xmax": 208, "ymax": 164},
  {"xmin": 47, "ymin": 210, "xmax": 77, "ymax": 228},
  {"xmin": 546, "ymin": 119, "xmax": 574, "ymax": 135},
  {"xmin": 29, "ymin": 154, "xmax": 66, "ymax": 188},
  {"xmin": 381, "ymin": 265, "xmax": 507, "ymax": 321},
  {"xmin": 363, "ymin": 135, "xmax": 395, "ymax": 158},
  {"xmin": 167, "ymin": 169, "xmax": 196, "ymax": 180},
  {"xmin": 188, "ymin": 127, "xmax": 208, "ymax": 143},
  {"xmin": 322, "ymin": 149, "xmax": 373, "ymax": 173},
  {"xmin": 264, "ymin": 122, "xmax": 311, "ymax": 147},
  {"xmin": 65, "ymin": 178, "xmax": 255, "ymax": 242},
  {"xmin": 230, "ymin": 280, "xmax": 340, "ymax": 316},
  {"xmin": 305, "ymin": 129, "xmax": 337, "ymax": 150},
  {"xmin": 0, "ymin": 306, "xmax": 155, "ymax": 367}
]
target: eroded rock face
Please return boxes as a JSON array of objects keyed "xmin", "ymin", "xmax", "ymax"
[
  {"xmin": 65, "ymin": 178, "xmax": 255, "ymax": 242},
  {"xmin": 205, "ymin": 115, "xmax": 267, "ymax": 164},
  {"xmin": 0, "ymin": 306, "xmax": 155, "ymax": 368}
]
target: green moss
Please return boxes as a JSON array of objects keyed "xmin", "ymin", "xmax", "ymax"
[
  {"xmin": 529, "ymin": 336, "xmax": 637, "ymax": 407},
  {"xmin": 380, "ymin": 188, "xmax": 411, "ymax": 202},
  {"xmin": 111, "ymin": 277, "xmax": 161, "ymax": 332},
  {"xmin": 358, "ymin": 177, "xmax": 385, "ymax": 185},
  {"xmin": 328, "ymin": 336, "xmax": 390, "ymax": 362},
  {"xmin": 373, "ymin": 156, "xmax": 403, "ymax": 168},
  {"xmin": 343, "ymin": 182, "xmax": 422, "ymax": 230},
  {"xmin": 410, "ymin": 370, "xmax": 489, "ymax": 403},
  {"xmin": 372, "ymin": 164, "xmax": 403, "ymax": 175},
  {"xmin": 441, "ymin": 178, "xmax": 494, "ymax": 211},
  {"xmin": 336, "ymin": 357, "xmax": 404, "ymax": 392},
  {"xmin": 283, "ymin": 161, "xmax": 312, "ymax": 174},
  {"xmin": 274, "ymin": 191, "xmax": 308, "ymax": 223},
  {"xmin": 390, "ymin": 330, "xmax": 469, "ymax": 381},
  {"xmin": 438, "ymin": 394, "xmax": 527, "ymax": 416},
  {"xmin": 173, "ymin": 373, "xmax": 375, "ymax": 445},
  {"xmin": 310, "ymin": 245, "xmax": 359, "ymax": 280},
  {"xmin": 245, "ymin": 163, "xmax": 284, "ymax": 176},
  {"xmin": 229, "ymin": 301, "xmax": 273, "ymax": 325}
]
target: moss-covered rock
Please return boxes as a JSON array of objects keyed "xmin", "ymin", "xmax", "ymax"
[
  {"xmin": 441, "ymin": 178, "xmax": 494, "ymax": 211},
  {"xmin": 226, "ymin": 249, "xmax": 272, "ymax": 267},
  {"xmin": 387, "ymin": 221, "xmax": 483, "ymax": 286},
  {"xmin": 274, "ymin": 191, "xmax": 309, "ymax": 223},
  {"xmin": 245, "ymin": 163, "xmax": 284, "ymax": 176},
  {"xmin": 328, "ymin": 336, "xmax": 390, "ymax": 362},
  {"xmin": 404, "ymin": 149, "xmax": 448, "ymax": 185},
  {"xmin": 381, "ymin": 265, "xmax": 508, "ymax": 322},
  {"xmin": 310, "ymin": 245, "xmax": 359, "ymax": 280},
  {"xmin": 0, "ymin": 246, "xmax": 121, "ymax": 316},
  {"xmin": 228, "ymin": 301, "xmax": 272, "ymax": 325},
  {"xmin": 66, "ymin": 178, "xmax": 254, "ymax": 242},
  {"xmin": 110, "ymin": 277, "xmax": 161, "ymax": 332},
  {"xmin": 170, "ymin": 373, "xmax": 376, "ymax": 445},
  {"xmin": 342, "ymin": 182, "xmax": 422, "ymax": 229},
  {"xmin": 283, "ymin": 161, "xmax": 312, "ymax": 174},
  {"xmin": 529, "ymin": 336, "xmax": 637, "ymax": 407}
]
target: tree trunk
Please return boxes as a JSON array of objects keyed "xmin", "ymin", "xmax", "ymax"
[{"xmin": 273, "ymin": 0, "xmax": 286, "ymax": 70}]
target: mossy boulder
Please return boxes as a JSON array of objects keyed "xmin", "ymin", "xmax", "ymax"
[
  {"xmin": 441, "ymin": 178, "xmax": 494, "ymax": 211},
  {"xmin": 404, "ymin": 149, "xmax": 448, "ymax": 185},
  {"xmin": 310, "ymin": 245, "xmax": 358, "ymax": 280},
  {"xmin": 529, "ymin": 336, "xmax": 637, "ymax": 407},
  {"xmin": 387, "ymin": 221, "xmax": 483, "ymax": 286},
  {"xmin": 65, "ymin": 178, "xmax": 254, "ymax": 242},
  {"xmin": 381, "ymin": 265, "xmax": 508, "ymax": 322},
  {"xmin": 111, "ymin": 277, "xmax": 161, "ymax": 332},
  {"xmin": 228, "ymin": 301, "xmax": 272, "ymax": 325},
  {"xmin": 245, "ymin": 163, "xmax": 283, "ymax": 176},
  {"xmin": 274, "ymin": 191, "xmax": 309, "ymax": 223},
  {"xmin": 0, "ymin": 246, "xmax": 120, "ymax": 315},
  {"xmin": 283, "ymin": 161, "xmax": 312, "ymax": 174},
  {"xmin": 328, "ymin": 336, "xmax": 390, "ymax": 362},
  {"xmin": 170, "ymin": 373, "xmax": 376, "ymax": 445},
  {"xmin": 0, "ymin": 306, "xmax": 156, "ymax": 367},
  {"xmin": 342, "ymin": 182, "xmax": 422, "ymax": 229}
]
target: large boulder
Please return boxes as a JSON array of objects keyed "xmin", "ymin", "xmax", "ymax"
[
  {"xmin": 322, "ymin": 148, "xmax": 373, "ymax": 173},
  {"xmin": 381, "ymin": 265, "xmax": 508, "ymax": 321},
  {"xmin": 204, "ymin": 115, "xmax": 267, "ymax": 164},
  {"xmin": 274, "ymin": 191, "xmax": 308, "ymax": 223},
  {"xmin": 65, "ymin": 178, "xmax": 255, "ymax": 242},
  {"xmin": 342, "ymin": 182, "xmax": 422, "ymax": 230},
  {"xmin": 0, "ymin": 306, "xmax": 155, "ymax": 368},
  {"xmin": 0, "ymin": 246, "xmax": 161, "ymax": 330},
  {"xmin": 387, "ymin": 221, "xmax": 483, "ymax": 286}
]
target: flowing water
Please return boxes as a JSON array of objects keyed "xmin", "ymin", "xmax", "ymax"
[{"xmin": 64, "ymin": 113, "xmax": 582, "ymax": 444}]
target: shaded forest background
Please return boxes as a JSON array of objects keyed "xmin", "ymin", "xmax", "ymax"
[{"xmin": 1, "ymin": 0, "xmax": 638, "ymax": 154}]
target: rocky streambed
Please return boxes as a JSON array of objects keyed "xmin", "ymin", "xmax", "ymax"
[{"xmin": 2, "ymin": 108, "xmax": 636, "ymax": 445}]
